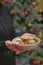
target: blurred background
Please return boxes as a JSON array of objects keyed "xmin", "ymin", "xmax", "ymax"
[{"xmin": 0, "ymin": 0, "xmax": 43, "ymax": 65}]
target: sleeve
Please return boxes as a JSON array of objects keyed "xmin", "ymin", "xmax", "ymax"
[
  {"xmin": 13, "ymin": 29, "xmax": 22, "ymax": 38},
  {"xmin": 8, "ymin": 9, "xmax": 22, "ymax": 39},
  {"xmin": 11, "ymin": 28, "xmax": 22, "ymax": 40},
  {"xmin": 4, "ymin": 7, "xmax": 22, "ymax": 40},
  {"xmin": 0, "ymin": 41, "xmax": 9, "ymax": 52}
]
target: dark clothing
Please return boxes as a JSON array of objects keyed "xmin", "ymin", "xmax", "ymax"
[
  {"xmin": 0, "ymin": 3, "xmax": 21, "ymax": 65},
  {"xmin": 0, "ymin": 51, "xmax": 15, "ymax": 65}
]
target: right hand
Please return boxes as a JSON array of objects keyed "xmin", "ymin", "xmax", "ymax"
[{"xmin": 5, "ymin": 40, "xmax": 26, "ymax": 53}]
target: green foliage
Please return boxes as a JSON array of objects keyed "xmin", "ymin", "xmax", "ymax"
[
  {"xmin": 9, "ymin": 0, "xmax": 41, "ymax": 33},
  {"xmin": 1, "ymin": 0, "xmax": 41, "ymax": 33}
]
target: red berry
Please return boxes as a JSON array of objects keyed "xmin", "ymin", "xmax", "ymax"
[
  {"xmin": 16, "ymin": 61, "xmax": 19, "ymax": 64},
  {"xmin": 33, "ymin": 27, "xmax": 36, "ymax": 34},
  {"xmin": 24, "ymin": 10, "xmax": 29, "ymax": 16},
  {"xmin": 32, "ymin": 60, "xmax": 37, "ymax": 65},
  {"xmin": 21, "ymin": 32, "xmax": 24, "ymax": 34},
  {"xmin": 4, "ymin": 0, "xmax": 8, "ymax": 3}
]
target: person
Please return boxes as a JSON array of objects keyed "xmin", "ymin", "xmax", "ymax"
[{"xmin": 0, "ymin": 2, "xmax": 26, "ymax": 65}]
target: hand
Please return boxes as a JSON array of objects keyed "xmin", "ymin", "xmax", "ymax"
[
  {"xmin": 5, "ymin": 40, "xmax": 26, "ymax": 53},
  {"xmin": 22, "ymin": 33, "xmax": 36, "ymax": 37},
  {"xmin": 22, "ymin": 33, "xmax": 36, "ymax": 39}
]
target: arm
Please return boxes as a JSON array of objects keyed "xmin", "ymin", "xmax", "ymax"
[{"xmin": 0, "ymin": 6, "xmax": 22, "ymax": 52}]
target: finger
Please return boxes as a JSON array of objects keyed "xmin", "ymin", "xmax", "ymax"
[
  {"xmin": 11, "ymin": 46, "xmax": 24, "ymax": 53},
  {"xmin": 22, "ymin": 33, "xmax": 36, "ymax": 39},
  {"xmin": 12, "ymin": 43, "xmax": 28, "ymax": 52},
  {"xmin": 29, "ymin": 33, "xmax": 36, "ymax": 36},
  {"xmin": 12, "ymin": 44, "xmax": 26, "ymax": 53},
  {"xmin": 6, "ymin": 41, "xmax": 12, "ymax": 44},
  {"xmin": 22, "ymin": 33, "xmax": 36, "ymax": 37}
]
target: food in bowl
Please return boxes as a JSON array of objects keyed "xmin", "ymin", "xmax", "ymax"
[{"xmin": 16, "ymin": 37, "xmax": 38, "ymax": 45}]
